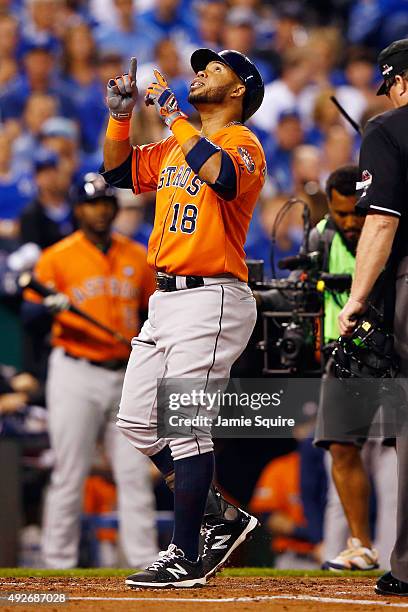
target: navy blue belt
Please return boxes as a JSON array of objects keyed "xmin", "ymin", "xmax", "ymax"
[{"xmin": 156, "ymin": 273, "xmax": 204, "ymax": 292}]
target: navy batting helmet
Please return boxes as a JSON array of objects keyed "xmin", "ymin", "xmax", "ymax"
[
  {"xmin": 72, "ymin": 173, "xmax": 118, "ymax": 207},
  {"xmin": 190, "ymin": 48, "xmax": 264, "ymax": 122}
]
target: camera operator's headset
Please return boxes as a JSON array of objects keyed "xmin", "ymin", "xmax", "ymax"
[{"xmin": 310, "ymin": 215, "xmax": 336, "ymax": 270}]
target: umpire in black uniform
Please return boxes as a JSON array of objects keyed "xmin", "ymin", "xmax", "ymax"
[{"xmin": 339, "ymin": 39, "xmax": 408, "ymax": 596}]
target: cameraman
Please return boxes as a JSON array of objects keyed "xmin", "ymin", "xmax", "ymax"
[
  {"xmin": 339, "ymin": 39, "xmax": 408, "ymax": 596},
  {"xmin": 309, "ymin": 166, "xmax": 363, "ymax": 346},
  {"xmin": 313, "ymin": 166, "xmax": 385, "ymax": 573},
  {"xmin": 309, "ymin": 167, "xmax": 394, "ymax": 573}
]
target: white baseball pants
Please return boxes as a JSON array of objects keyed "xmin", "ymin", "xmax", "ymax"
[
  {"xmin": 117, "ymin": 279, "xmax": 257, "ymax": 461},
  {"xmin": 42, "ymin": 348, "xmax": 158, "ymax": 568}
]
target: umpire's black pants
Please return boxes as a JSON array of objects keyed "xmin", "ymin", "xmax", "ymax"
[{"xmin": 391, "ymin": 256, "xmax": 408, "ymax": 582}]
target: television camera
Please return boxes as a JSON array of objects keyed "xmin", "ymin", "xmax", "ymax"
[{"xmin": 248, "ymin": 198, "xmax": 352, "ymax": 376}]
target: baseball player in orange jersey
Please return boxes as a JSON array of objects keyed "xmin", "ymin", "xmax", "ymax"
[
  {"xmin": 25, "ymin": 174, "xmax": 158, "ymax": 568},
  {"xmin": 102, "ymin": 48, "xmax": 266, "ymax": 587}
]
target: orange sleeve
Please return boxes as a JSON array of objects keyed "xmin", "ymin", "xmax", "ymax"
[
  {"xmin": 25, "ymin": 247, "xmax": 111, "ymax": 342},
  {"xmin": 249, "ymin": 461, "xmax": 283, "ymax": 514},
  {"xmin": 131, "ymin": 138, "xmax": 170, "ymax": 194},
  {"xmin": 24, "ymin": 248, "xmax": 60, "ymax": 303},
  {"xmin": 219, "ymin": 128, "xmax": 266, "ymax": 197}
]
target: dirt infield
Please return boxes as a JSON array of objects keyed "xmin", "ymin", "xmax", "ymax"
[{"xmin": 1, "ymin": 575, "xmax": 408, "ymax": 612}]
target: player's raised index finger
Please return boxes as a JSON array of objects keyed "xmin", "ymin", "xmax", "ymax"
[{"xmin": 129, "ymin": 57, "xmax": 137, "ymax": 84}]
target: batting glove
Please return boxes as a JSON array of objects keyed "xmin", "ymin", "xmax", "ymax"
[
  {"xmin": 107, "ymin": 56, "xmax": 138, "ymax": 119},
  {"xmin": 44, "ymin": 293, "xmax": 70, "ymax": 314},
  {"xmin": 145, "ymin": 70, "xmax": 186, "ymax": 128}
]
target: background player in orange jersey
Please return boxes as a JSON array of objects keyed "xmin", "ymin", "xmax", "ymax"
[
  {"xmin": 102, "ymin": 49, "xmax": 266, "ymax": 588},
  {"xmin": 24, "ymin": 173, "xmax": 158, "ymax": 569}
]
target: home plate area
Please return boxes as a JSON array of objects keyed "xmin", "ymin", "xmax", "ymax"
[{"xmin": 2, "ymin": 574, "xmax": 408, "ymax": 612}]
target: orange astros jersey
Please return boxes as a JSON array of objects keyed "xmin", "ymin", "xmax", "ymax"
[
  {"xmin": 26, "ymin": 230, "xmax": 156, "ymax": 361},
  {"xmin": 131, "ymin": 124, "xmax": 266, "ymax": 281}
]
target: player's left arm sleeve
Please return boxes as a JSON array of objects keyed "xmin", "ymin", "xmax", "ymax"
[
  {"xmin": 356, "ymin": 122, "xmax": 404, "ymax": 218},
  {"xmin": 220, "ymin": 134, "xmax": 266, "ymax": 200},
  {"xmin": 100, "ymin": 152, "xmax": 133, "ymax": 189},
  {"xmin": 206, "ymin": 150, "xmax": 238, "ymax": 201}
]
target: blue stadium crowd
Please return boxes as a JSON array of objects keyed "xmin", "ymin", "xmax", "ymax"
[{"xmin": 0, "ymin": 0, "xmax": 406, "ymax": 568}]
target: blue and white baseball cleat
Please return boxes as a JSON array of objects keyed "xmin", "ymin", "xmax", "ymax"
[{"xmin": 322, "ymin": 537, "xmax": 379, "ymax": 571}]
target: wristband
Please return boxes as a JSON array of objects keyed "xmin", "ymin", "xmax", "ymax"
[
  {"xmin": 171, "ymin": 117, "xmax": 200, "ymax": 147},
  {"xmin": 106, "ymin": 116, "xmax": 130, "ymax": 141},
  {"xmin": 185, "ymin": 137, "xmax": 220, "ymax": 174}
]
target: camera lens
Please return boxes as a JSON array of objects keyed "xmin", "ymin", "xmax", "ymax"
[{"xmin": 281, "ymin": 338, "xmax": 297, "ymax": 355}]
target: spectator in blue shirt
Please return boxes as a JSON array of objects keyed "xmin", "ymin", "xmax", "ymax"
[
  {"xmin": 305, "ymin": 88, "xmax": 343, "ymax": 149},
  {"xmin": 19, "ymin": 148, "xmax": 74, "ymax": 250},
  {"xmin": 19, "ymin": 0, "xmax": 61, "ymax": 53},
  {"xmin": 305, "ymin": 27, "xmax": 345, "ymax": 89},
  {"xmin": 0, "ymin": 40, "xmax": 76, "ymax": 123},
  {"xmin": 265, "ymin": 2, "xmax": 306, "ymax": 74},
  {"xmin": 139, "ymin": 0, "xmax": 191, "ymax": 41},
  {"xmin": 221, "ymin": 8, "xmax": 275, "ymax": 84},
  {"xmin": 262, "ymin": 110, "xmax": 305, "ymax": 194},
  {"xmin": 348, "ymin": 0, "xmax": 408, "ymax": 49},
  {"xmin": 60, "ymin": 22, "xmax": 106, "ymax": 153},
  {"xmin": 188, "ymin": 0, "xmax": 226, "ymax": 50},
  {"xmin": 0, "ymin": 131, "xmax": 35, "ymax": 251},
  {"xmin": 95, "ymin": 0, "xmax": 161, "ymax": 65},
  {"xmin": 12, "ymin": 92, "xmax": 58, "ymax": 173},
  {"xmin": 155, "ymin": 38, "xmax": 195, "ymax": 115},
  {"xmin": 38, "ymin": 117, "xmax": 101, "ymax": 191}
]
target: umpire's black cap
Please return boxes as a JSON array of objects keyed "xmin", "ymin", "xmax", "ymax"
[
  {"xmin": 72, "ymin": 173, "xmax": 118, "ymax": 206},
  {"xmin": 190, "ymin": 48, "xmax": 264, "ymax": 122},
  {"xmin": 376, "ymin": 38, "xmax": 408, "ymax": 95}
]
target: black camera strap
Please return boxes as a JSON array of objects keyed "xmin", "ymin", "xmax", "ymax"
[
  {"xmin": 307, "ymin": 215, "xmax": 336, "ymax": 272},
  {"xmin": 319, "ymin": 217, "xmax": 337, "ymax": 272},
  {"xmin": 309, "ymin": 216, "xmax": 346, "ymax": 308}
]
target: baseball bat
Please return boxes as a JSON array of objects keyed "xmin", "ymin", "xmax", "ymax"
[
  {"xmin": 330, "ymin": 95, "xmax": 362, "ymax": 135},
  {"xmin": 19, "ymin": 272, "xmax": 130, "ymax": 347}
]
